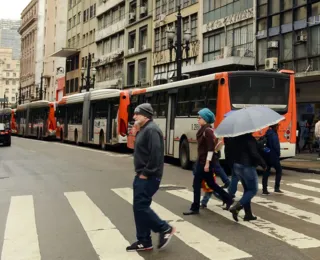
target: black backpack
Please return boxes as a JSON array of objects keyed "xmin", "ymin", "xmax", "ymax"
[{"xmin": 256, "ymin": 135, "xmax": 268, "ymax": 154}]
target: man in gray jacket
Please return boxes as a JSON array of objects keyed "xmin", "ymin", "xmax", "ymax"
[{"xmin": 126, "ymin": 103, "xmax": 175, "ymax": 252}]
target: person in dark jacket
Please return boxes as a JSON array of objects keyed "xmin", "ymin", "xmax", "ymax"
[
  {"xmin": 262, "ymin": 124, "xmax": 283, "ymax": 195},
  {"xmin": 229, "ymin": 133, "xmax": 267, "ymax": 222},
  {"xmin": 183, "ymin": 108, "xmax": 234, "ymax": 215},
  {"xmin": 126, "ymin": 103, "xmax": 175, "ymax": 252}
]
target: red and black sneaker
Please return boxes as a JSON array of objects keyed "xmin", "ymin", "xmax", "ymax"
[{"xmin": 126, "ymin": 241, "xmax": 153, "ymax": 252}]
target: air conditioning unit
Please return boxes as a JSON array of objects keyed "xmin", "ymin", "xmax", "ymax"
[
  {"xmin": 265, "ymin": 57, "xmax": 278, "ymax": 70},
  {"xmin": 129, "ymin": 13, "xmax": 136, "ymax": 20},
  {"xmin": 140, "ymin": 6, "xmax": 147, "ymax": 15},
  {"xmin": 236, "ymin": 48, "xmax": 247, "ymax": 57},
  {"xmin": 159, "ymin": 14, "xmax": 166, "ymax": 21},
  {"xmin": 142, "ymin": 44, "xmax": 147, "ymax": 50},
  {"xmin": 267, "ymin": 41, "xmax": 279, "ymax": 49},
  {"xmin": 297, "ymin": 35, "xmax": 307, "ymax": 42}
]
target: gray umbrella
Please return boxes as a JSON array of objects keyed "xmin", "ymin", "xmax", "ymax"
[{"xmin": 214, "ymin": 106, "xmax": 285, "ymax": 138}]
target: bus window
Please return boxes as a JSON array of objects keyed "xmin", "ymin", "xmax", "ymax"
[
  {"xmin": 190, "ymin": 84, "xmax": 206, "ymax": 116},
  {"xmin": 158, "ymin": 92, "xmax": 167, "ymax": 117},
  {"xmin": 177, "ymin": 87, "xmax": 189, "ymax": 117},
  {"xmin": 229, "ymin": 74, "xmax": 290, "ymax": 113}
]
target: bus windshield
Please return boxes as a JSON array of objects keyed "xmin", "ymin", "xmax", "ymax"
[{"xmin": 229, "ymin": 74, "xmax": 290, "ymax": 113}]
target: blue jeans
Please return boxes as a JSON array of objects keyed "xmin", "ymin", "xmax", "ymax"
[
  {"xmin": 133, "ymin": 175, "xmax": 169, "ymax": 244},
  {"xmin": 214, "ymin": 158, "xmax": 230, "ymax": 185},
  {"xmin": 262, "ymin": 158, "xmax": 282, "ymax": 191},
  {"xmin": 233, "ymin": 163, "xmax": 258, "ymax": 205},
  {"xmin": 191, "ymin": 161, "xmax": 233, "ymax": 211},
  {"xmin": 228, "ymin": 164, "xmax": 239, "ymax": 198},
  {"xmin": 201, "ymin": 191, "xmax": 222, "ymax": 205}
]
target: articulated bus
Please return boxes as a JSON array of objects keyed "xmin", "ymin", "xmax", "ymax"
[
  {"xmin": 16, "ymin": 100, "xmax": 57, "ymax": 139},
  {"xmin": 127, "ymin": 70, "xmax": 297, "ymax": 169},
  {"xmin": 0, "ymin": 108, "xmax": 13, "ymax": 131},
  {"xmin": 55, "ymin": 88, "xmax": 130, "ymax": 148}
]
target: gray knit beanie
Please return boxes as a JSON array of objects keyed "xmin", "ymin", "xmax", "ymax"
[{"xmin": 134, "ymin": 103, "xmax": 154, "ymax": 118}]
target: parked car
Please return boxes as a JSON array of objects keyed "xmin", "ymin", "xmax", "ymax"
[{"xmin": 0, "ymin": 123, "xmax": 11, "ymax": 146}]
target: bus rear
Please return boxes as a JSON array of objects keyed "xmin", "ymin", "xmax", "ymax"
[
  {"xmin": 11, "ymin": 109, "xmax": 17, "ymax": 135},
  {"xmin": 215, "ymin": 70, "xmax": 296, "ymax": 159}
]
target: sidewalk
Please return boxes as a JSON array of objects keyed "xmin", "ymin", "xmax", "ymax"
[{"xmin": 281, "ymin": 153, "xmax": 320, "ymax": 174}]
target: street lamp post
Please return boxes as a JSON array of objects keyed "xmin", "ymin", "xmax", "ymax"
[
  {"xmin": 3, "ymin": 93, "xmax": 6, "ymax": 108},
  {"xmin": 81, "ymin": 53, "xmax": 96, "ymax": 92},
  {"xmin": 18, "ymin": 83, "xmax": 22, "ymax": 105},
  {"xmin": 15, "ymin": 92, "xmax": 18, "ymax": 106},
  {"xmin": 167, "ymin": 5, "xmax": 191, "ymax": 81}
]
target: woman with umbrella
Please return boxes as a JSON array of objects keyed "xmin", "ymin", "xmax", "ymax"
[
  {"xmin": 183, "ymin": 108, "xmax": 234, "ymax": 215},
  {"xmin": 214, "ymin": 106, "xmax": 284, "ymax": 222}
]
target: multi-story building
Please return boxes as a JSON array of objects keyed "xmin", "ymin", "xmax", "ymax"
[
  {"xmin": 151, "ymin": 0, "xmax": 201, "ymax": 84},
  {"xmin": 94, "ymin": 0, "xmax": 125, "ymax": 89},
  {"xmin": 19, "ymin": 0, "xmax": 39, "ymax": 103},
  {"xmin": 124, "ymin": 0, "xmax": 153, "ymax": 88},
  {"xmin": 42, "ymin": 0, "xmax": 68, "ymax": 102},
  {"xmin": 54, "ymin": 0, "xmax": 97, "ymax": 96},
  {"xmin": 255, "ymin": 0, "xmax": 320, "ymax": 125},
  {"xmin": 183, "ymin": 0, "xmax": 255, "ymax": 77},
  {"xmin": 0, "ymin": 20, "xmax": 21, "ymax": 60},
  {"xmin": 0, "ymin": 48, "xmax": 20, "ymax": 107}
]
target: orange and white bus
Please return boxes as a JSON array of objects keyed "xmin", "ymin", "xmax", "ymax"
[
  {"xmin": 16, "ymin": 100, "xmax": 57, "ymax": 139},
  {"xmin": 127, "ymin": 70, "xmax": 297, "ymax": 169},
  {"xmin": 55, "ymin": 88, "xmax": 130, "ymax": 149}
]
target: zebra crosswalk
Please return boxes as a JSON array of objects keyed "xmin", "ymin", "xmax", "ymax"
[{"xmin": 1, "ymin": 178, "xmax": 320, "ymax": 260}]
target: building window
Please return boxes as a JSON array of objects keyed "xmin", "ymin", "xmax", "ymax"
[
  {"xmin": 128, "ymin": 31, "xmax": 136, "ymax": 50},
  {"xmin": 127, "ymin": 62, "xmax": 135, "ymax": 86},
  {"xmin": 156, "ymin": 0, "xmax": 161, "ymax": 19},
  {"xmin": 271, "ymin": 14, "xmax": 280, "ymax": 28},
  {"xmin": 6, "ymin": 80, "xmax": 9, "ymax": 85},
  {"xmin": 155, "ymin": 28, "xmax": 160, "ymax": 51},
  {"xmin": 203, "ymin": 33, "xmax": 224, "ymax": 62},
  {"xmin": 6, "ymin": 64, "xmax": 10, "ymax": 69},
  {"xmin": 139, "ymin": 26, "xmax": 147, "ymax": 51},
  {"xmin": 12, "ymin": 97, "xmax": 15, "ymax": 102},
  {"xmin": 168, "ymin": 0, "xmax": 174, "ymax": 14},
  {"xmin": 284, "ymin": 0, "xmax": 293, "ymax": 10},
  {"xmin": 138, "ymin": 59, "xmax": 147, "ymax": 84},
  {"xmin": 295, "ymin": 6, "xmax": 307, "ymax": 21},
  {"xmin": 161, "ymin": 26, "xmax": 166, "ymax": 50},
  {"xmin": 283, "ymin": 33, "xmax": 293, "ymax": 60},
  {"xmin": 191, "ymin": 14, "xmax": 198, "ymax": 42}
]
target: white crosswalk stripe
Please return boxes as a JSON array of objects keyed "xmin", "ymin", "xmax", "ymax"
[
  {"xmin": 112, "ymin": 187, "xmax": 252, "ymax": 260},
  {"xmin": 1, "ymin": 178, "xmax": 320, "ymax": 259}
]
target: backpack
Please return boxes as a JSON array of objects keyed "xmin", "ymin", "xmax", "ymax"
[{"xmin": 257, "ymin": 135, "xmax": 270, "ymax": 154}]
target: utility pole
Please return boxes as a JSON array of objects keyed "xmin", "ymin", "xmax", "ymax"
[{"xmin": 176, "ymin": 5, "xmax": 182, "ymax": 81}]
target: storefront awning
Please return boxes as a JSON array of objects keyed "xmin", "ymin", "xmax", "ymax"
[{"xmin": 50, "ymin": 48, "xmax": 80, "ymax": 58}]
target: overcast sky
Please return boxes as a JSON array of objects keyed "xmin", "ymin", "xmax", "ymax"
[{"xmin": 0, "ymin": 0, "xmax": 31, "ymax": 20}]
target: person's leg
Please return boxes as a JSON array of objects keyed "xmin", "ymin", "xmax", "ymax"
[
  {"xmin": 214, "ymin": 159, "xmax": 230, "ymax": 188},
  {"xmin": 273, "ymin": 159, "xmax": 283, "ymax": 193},
  {"xmin": 262, "ymin": 165, "xmax": 271, "ymax": 195},
  {"xmin": 227, "ymin": 164, "xmax": 238, "ymax": 198},
  {"xmin": 184, "ymin": 162, "xmax": 202, "ymax": 215},
  {"xmin": 201, "ymin": 192, "xmax": 213, "ymax": 208}
]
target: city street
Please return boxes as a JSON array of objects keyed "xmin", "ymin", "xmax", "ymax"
[{"xmin": 0, "ymin": 137, "xmax": 320, "ymax": 260}]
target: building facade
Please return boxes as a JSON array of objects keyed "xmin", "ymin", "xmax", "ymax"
[
  {"xmin": 255, "ymin": 0, "xmax": 320, "ymax": 127},
  {"xmin": 124, "ymin": 0, "xmax": 153, "ymax": 88},
  {"xmin": 94, "ymin": 0, "xmax": 125, "ymax": 89},
  {"xmin": 152, "ymin": 0, "xmax": 201, "ymax": 84},
  {"xmin": 19, "ymin": 0, "xmax": 39, "ymax": 103},
  {"xmin": 42, "ymin": 0, "xmax": 68, "ymax": 102},
  {"xmin": 183, "ymin": 0, "xmax": 255, "ymax": 77},
  {"xmin": 53, "ymin": 0, "xmax": 97, "ymax": 96},
  {"xmin": 0, "ymin": 48, "xmax": 20, "ymax": 107},
  {"xmin": 0, "ymin": 20, "xmax": 21, "ymax": 60}
]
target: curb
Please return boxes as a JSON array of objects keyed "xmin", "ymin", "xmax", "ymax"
[{"xmin": 282, "ymin": 165, "xmax": 320, "ymax": 174}]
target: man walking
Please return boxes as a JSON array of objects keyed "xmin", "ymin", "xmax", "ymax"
[{"xmin": 126, "ymin": 103, "xmax": 175, "ymax": 252}]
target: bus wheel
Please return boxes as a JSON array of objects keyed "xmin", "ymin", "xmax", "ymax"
[
  {"xmin": 179, "ymin": 139, "xmax": 190, "ymax": 169},
  {"xmin": 99, "ymin": 131, "xmax": 106, "ymax": 150}
]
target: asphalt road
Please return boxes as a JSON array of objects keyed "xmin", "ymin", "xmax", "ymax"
[{"xmin": 0, "ymin": 137, "xmax": 320, "ymax": 260}]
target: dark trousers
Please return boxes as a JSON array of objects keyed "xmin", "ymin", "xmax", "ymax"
[
  {"xmin": 133, "ymin": 175, "xmax": 169, "ymax": 244},
  {"xmin": 262, "ymin": 159, "xmax": 282, "ymax": 191},
  {"xmin": 191, "ymin": 161, "xmax": 233, "ymax": 211}
]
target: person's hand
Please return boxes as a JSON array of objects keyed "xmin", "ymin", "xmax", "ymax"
[
  {"xmin": 139, "ymin": 174, "xmax": 148, "ymax": 179},
  {"xmin": 204, "ymin": 162, "xmax": 210, "ymax": 172}
]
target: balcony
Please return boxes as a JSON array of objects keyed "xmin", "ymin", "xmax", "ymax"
[
  {"xmin": 92, "ymin": 49, "xmax": 124, "ymax": 68},
  {"xmin": 96, "ymin": 19, "xmax": 126, "ymax": 42},
  {"xmin": 95, "ymin": 77, "xmax": 123, "ymax": 89},
  {"xmin": 97, "ymin": 0, "xmax": 125, "ymax": 17}
]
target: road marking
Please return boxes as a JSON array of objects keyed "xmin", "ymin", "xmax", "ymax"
[
  {"xmin": 257, "ymin": 184, "xmax": 320, "ymax": 205},
  {"xmin": 112, "ymin": 187, "xmax": 251, "ymax": 260},
  {"xmin": 285, "ymin": 183, "xmax": 320, "ymax": 193},
  {"xmin": 54, "ymin": 143, "xmax": 131, "ymax": 158},
  {"xmin": 64, "ymin": 191, "xmax": 143, "ymax": 260},
  {"xmin": 1, "ymin": 196, "xmax": 41, "ymax": 260},
  {"xmin": 301, "ymin": 179, "xmax": 320, "ymax": 185},
  {"xmin": 168, "ymin": 189, "xmax": 320, "ymax": 249},
  {"xmin": 236, "ymin": 190, "xmax": 320, "ymax": 226}
]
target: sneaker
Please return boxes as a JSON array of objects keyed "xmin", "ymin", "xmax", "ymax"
[
  {"xmin": 126, "ymin": 241, "xmax": 153, "ymax": 252},
  {"xmin": 274, "ymin": 189, "xmax": 284, "ymax": 194},
  {"xmin": 262, "ymin": 191, "xmax": 270, "ymax": 195},
  {"xmin": 158, "ymin": 226, "xmax": 176, "ymax": 250}
]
